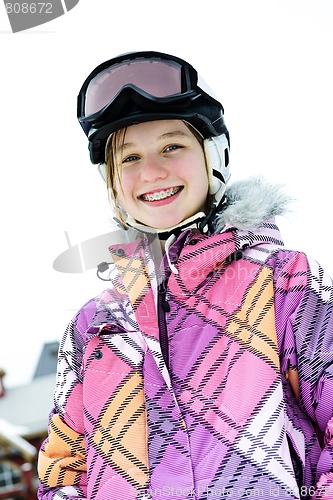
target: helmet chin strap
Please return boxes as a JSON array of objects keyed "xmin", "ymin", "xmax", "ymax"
[{"xmin": 122, "ymin": 211, "xmax": 207, "ymax": 240}]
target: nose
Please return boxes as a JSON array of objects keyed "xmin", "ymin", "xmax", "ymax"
[{"xmin": 140, "ymin": 155, "xmax": 168, "ymax": 182}]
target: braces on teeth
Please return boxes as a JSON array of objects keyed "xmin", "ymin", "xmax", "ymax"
[{"xmin": 143, "ymin": 187, "xmax": 180, "ymax": 201}]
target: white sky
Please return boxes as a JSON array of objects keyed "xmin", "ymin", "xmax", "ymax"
[{"xmin": 1, "ymin": 0, "xmax": 333, "ymax": 388}]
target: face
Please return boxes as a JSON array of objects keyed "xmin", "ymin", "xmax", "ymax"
[{"xmin": 113, "ymin": 120, "xmax": 209, "ymax": 230}]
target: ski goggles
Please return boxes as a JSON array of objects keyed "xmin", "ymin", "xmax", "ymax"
[
  {"xmin": 77, "ymin": 51, "xmax": 218, "ymax": 135},
  {"xmin": 82, "ymin": 56, "xmax": 189, "ymax": 117}
]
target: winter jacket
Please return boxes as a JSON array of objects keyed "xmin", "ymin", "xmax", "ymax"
[{"xmin": 38, "ymin": 178, "xmax": 333, "ymax": 499}]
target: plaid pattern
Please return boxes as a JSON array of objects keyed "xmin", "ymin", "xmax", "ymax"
[{"xmin": 38, "ymin": 223, "xmax": 333, "ymax": 499}]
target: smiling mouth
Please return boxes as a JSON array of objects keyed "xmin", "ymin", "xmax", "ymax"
[{"xmin": 140, "ymin": 186, "xmax": 183, "ymax": 202}]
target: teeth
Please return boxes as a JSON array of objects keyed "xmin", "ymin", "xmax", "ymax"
[{"xmin": 142, "ymin": 187, "xmax": 180, "ymax": 202}]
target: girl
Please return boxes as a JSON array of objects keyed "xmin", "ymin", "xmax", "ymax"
[{"xmin": 38, "ymin": 51, "xmax": 333, "ymax": 499}]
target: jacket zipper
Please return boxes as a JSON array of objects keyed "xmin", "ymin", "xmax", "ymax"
[
  {"xmin": 157, "ymin": 232, "xmax": 187, "ymax": 371},
  {"xmin": 158, "ymin": 279, "xmax": 170, "ymax": 370}
]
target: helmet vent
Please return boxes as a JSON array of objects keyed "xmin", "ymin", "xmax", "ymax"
[{"xmin": 224, "ymin": 148, "xmax": 229, "ymax": 167}]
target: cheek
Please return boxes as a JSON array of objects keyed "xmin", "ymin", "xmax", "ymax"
[
  {"xmin": 194, "ymin": 159, "xmax": 209, "ymax": 191},
  {"xmin": 196, "ymin": 168, "xmax": 209, "ymax": 206}
]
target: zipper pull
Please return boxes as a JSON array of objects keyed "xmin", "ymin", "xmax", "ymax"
[{"xmin": 162, "ymin": 299, "xmax": 170, "ymax": 312}]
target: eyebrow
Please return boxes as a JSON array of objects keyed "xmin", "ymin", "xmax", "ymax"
[
  {"xmin": 121, "ymin": 130, "xmax": 189, "ymax": 151},
  {"xmin": 159, "ymin": 130, "xmax": 188, "ymax": 140}
]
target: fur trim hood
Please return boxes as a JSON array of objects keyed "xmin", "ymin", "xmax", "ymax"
[{"xmin": 213, "ymin": 177, "xmax": 292, "ymax": 233}]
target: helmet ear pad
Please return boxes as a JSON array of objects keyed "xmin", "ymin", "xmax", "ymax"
[
  {"xmin": 97, "ymin": 162, "xmax": 107, "ymax": 182},
  {"xmin": 204, "ymin": 134, "xmax": 230, "ymax": 203},
  {"xmin": 89, "ymin": 139, "xmax": 106, "ymax": 164}
]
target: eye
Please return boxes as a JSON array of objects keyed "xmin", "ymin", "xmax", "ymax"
[
  {"xmin": 164, "ymin": 144, "xmax": 183, "ymax": 153},
  {"xmin": 122, "ymin": 154, "xmax": 139, "ymax": 164}
]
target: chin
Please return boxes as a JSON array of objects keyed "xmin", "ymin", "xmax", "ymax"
[
  {"xmin": 138, "ymin": 214, "xmax": 186, "ymax": 230},
  {"xmin": 156, "ymin": 220, "xmax": 183, "ymax": 230}
]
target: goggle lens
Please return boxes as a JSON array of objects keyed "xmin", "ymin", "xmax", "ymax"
[{"xmin": 84, "ymin": 58, "xmax": 183, "ymax": 116}]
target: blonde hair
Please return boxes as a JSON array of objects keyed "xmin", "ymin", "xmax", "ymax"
[{"xmin": 105, "ymin": 127, "xmax": 128, "ymax": 225}]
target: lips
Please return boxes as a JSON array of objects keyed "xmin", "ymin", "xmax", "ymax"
[{"xmin": 140, "ymin": 186, "xmax": 183, "ymax": 202}]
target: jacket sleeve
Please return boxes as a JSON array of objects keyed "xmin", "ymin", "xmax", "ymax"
[
  {"xmin": 37, "ymin": 301, "xmax": 96, "ymax": 499},
  {"xmin": 274, "ymin": 250, "xmax": 333, "ymax": 498}
]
